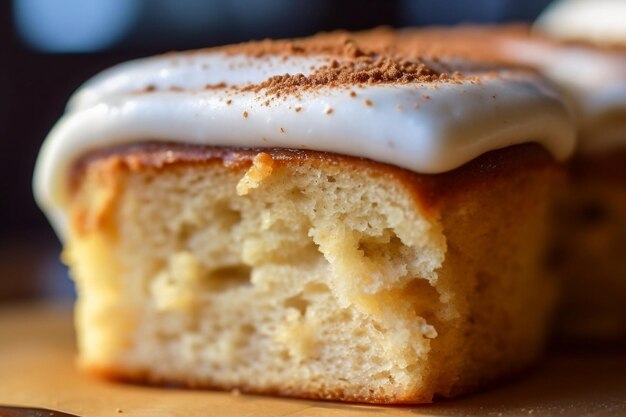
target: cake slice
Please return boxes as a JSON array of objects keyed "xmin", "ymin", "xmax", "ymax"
[{"xmin": 34, "ymin": 31, "xmax": 575, "ymax": 403}]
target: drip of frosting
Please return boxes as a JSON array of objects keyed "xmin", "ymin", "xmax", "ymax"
[
  {"xmin": 536, "ymin": 0, "xmax": 626, "ymax": 45},
  {"xmin": 33, "ymin": 47, "xmax": 575, "ymax": 238}
]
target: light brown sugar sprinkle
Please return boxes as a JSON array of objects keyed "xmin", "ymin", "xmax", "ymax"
[
  {"xmin": 241, "ymin": 55, "xmax": 455, "ymax": 98},
  {"xmin": 204, "ymin": 82, "xmax": 227, "ymax": 90},
  {"xmin": 178, "ymin": 28, "xmax": 530, "ymax": 99},
  {"xmin": 243, "ymin": 111, "xmax": 249, "ymax": 118},
  {"xmin": 214, "ymin": 27, "xmax": 514, "ymax": 62},
  {"xmin": 216, "ymin": 32, "xmax": 373, "ymax": 59}
]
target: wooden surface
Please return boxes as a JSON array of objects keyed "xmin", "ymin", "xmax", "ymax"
[{"xmin": 1, "ymin": 304, "xmax": 625, "ymax": 417}]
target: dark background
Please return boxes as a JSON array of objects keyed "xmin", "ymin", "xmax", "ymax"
[{"xmin": 0, "ymin": 0, "xmax": 554, "ymax": 302}]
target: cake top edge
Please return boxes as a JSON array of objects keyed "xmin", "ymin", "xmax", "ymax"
[
  {"xmin": 148, "ymin": 27, "xmax": 535, "ymax": 89},
  {"xmin": 34, "ymin": 27, "xmax": 578, "ymax": 240},
  {"xmin": 69, "ymin": 26, "xmax": 566, "ymax": 112}
]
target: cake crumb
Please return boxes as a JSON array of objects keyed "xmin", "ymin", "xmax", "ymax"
[
  {"xmin": 349, "ymin": 91, "xmax": 357, "ymax": 97},
  {"xmin": 325, "ymin": 107, "xmax": 334, "ymax": 115},
  {"xmin": 231, "ymin": 388, "xmax": 241, "ymax": 396},
  {"xmin": 116, "ymin": 408, "xmax": 123, "ymax": 413},
  {"xmin": 295, "ymin": 106, "xmax": 302, "ymax": 112},
  {"xmin": 280, "ymin": 127, "xmax": 285, "ymax": 133},
  {"xmin": 236, "ymin": 152, "xmax": 274, "ymax": 196},
  {"xmin": 422, "ymin": 94, "xmax": 430, "ymax": 100},
  {"xmin": 243, "ymin": 111, "xmax": 249, "ymax": 118},
  {"xmin": 421, "ymin": 323, "xmax": 438, "ymax": 339},
  {"xmin": 226, "ymin": 99, "xmax": 232, "ymax": 105},
  {"xmin": 364, "ymin": 99, "xmax": 373, "ymax": 107}
]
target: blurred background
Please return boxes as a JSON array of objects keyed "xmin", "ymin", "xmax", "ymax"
[{"xmin": 0, "ymin": 0, "xmax": 554, "ymax": 304}]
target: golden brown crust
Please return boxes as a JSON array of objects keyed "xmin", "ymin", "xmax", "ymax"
[
  {"xmin": 69, "ymin": 143, "xmax": 560, "ymax": 215},
  {"xmin": 83, "ymin": 344, "xmax": 537, "ymax": 404},
  {"xmin": 85, "ymin": 364, "xmax": 431, "ymax": 404}
]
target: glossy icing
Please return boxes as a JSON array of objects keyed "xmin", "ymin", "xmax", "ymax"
[{"xmin": 33, "ymin": 51, "xmax": 576, "ymax": 237}]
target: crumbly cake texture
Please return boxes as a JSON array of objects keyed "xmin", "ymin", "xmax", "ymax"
[{"xmin": 64, "ymin": 143, "xmax": 561, "ymax": 403}]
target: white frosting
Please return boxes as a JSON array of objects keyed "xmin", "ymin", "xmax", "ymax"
[
  {"xmin": 504, "ymin": 1, "xmax": 626, "ymax": 153},
  {"xmin": 502, "ymin": 39, "xmax": 626, "ymax": 153},
  {"xmin": 33, "ymin": 52, "xmax": 575, "ymax": 238},
  {"xmin": 536, "ymin": 0, "xmax": 626, "ymax": 44}
]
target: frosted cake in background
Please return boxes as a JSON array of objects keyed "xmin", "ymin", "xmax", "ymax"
[
  {"xmin": 536, "ymin": 0, "xmax": 626, "ymax": 46},
  {"xmin": 533, "ymin": 0, "xmax": 626, "ymax": 340}
]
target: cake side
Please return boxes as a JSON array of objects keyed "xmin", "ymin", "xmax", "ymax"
[
  {"xmin": 63, "ymin": 144, "xmax": 561, "ymax": 403},
  {"xmin": 551, "ymin": 150, "xmax": 626, "ymax": 340}
]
